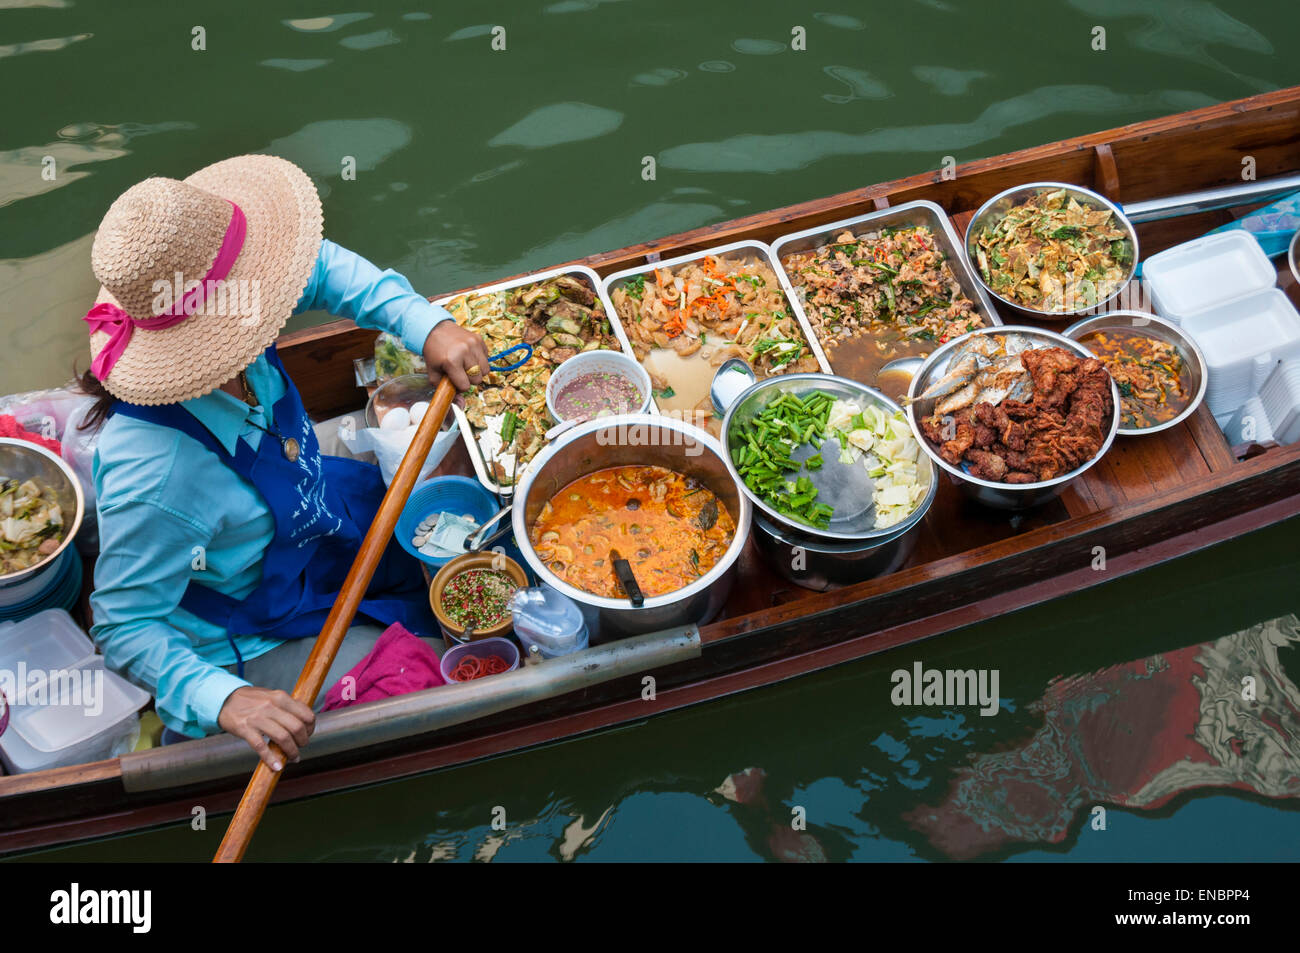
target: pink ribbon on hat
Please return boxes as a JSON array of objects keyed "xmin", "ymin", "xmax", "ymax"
[{"xmin": 83, "ymin": 200, "xmax": 248, "ymax": 381}]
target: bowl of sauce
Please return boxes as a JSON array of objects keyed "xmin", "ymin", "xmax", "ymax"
[
  {"xmin": 545, "ymin": 350, "xmax": 651, "ymax": 425},
  {"xmin": 1064, "ymin": 312, "xmax": 1207, "ymax": 436},
  {"xmin": 429, "ymin": 552, "xmax": 528, "ymax": 642}
]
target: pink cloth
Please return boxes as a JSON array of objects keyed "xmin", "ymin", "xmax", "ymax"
[
  {"xmin": 322, "ymin": 622, "xmax": 445, "ymax": 711},
  {"xmin": 0, "ymin": 416, "xmax": 62, "ymax": 455},
  {"xmin": 84, "ymin": 200, "xmax": 247, "ymax": 380}
]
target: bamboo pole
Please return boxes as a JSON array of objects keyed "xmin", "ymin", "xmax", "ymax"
[{"xmin": 213, "ymin": 377, "xmax": 456, "ymax": 862}]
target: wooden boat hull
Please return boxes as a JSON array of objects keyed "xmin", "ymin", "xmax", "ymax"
[{"xmin": 3, "ymin": 86, "xmax": 1300, "ymax": 856}]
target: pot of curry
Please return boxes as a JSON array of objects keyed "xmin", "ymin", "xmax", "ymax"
[{"xmin": 510, "ymin": 414, "xmax": 751, "ymax": 640}]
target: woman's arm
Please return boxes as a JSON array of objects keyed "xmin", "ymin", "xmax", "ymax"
[
  {"xmin": 90, "ymin": 494, "xmax": 248, "ymax": 736},
  {"xmin": 91, "ymin": 430, "xmax": 317, "ymax": 768},
  {"xmin": 295, "ymin": 240, "xmax": 490, "ymax": 390}
]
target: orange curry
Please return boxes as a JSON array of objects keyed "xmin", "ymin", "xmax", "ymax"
[{"xmin": 530, "ymin": 465, "xmax": 736, "ymax": 599}]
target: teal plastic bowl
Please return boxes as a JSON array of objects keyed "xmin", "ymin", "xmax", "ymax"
[{"xmin": 396, "ymin": 476, "xmax": 502, "ymax": 569}]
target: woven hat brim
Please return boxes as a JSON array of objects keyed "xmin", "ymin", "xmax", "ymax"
[{"xmin": 89, "ymin": 155, "xmax": 323, "ymax": 405}]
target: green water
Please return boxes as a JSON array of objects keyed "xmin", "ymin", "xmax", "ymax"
[{"xmin": 3, "ymin": 0, "xmax": 1299, "ymax": 861}]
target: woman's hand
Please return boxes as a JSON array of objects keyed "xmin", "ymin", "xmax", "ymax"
[
  {"xmin": 422, "ymin": 320, "xmax": 491, "ymax": 392},
  {"xmin": 218, "ymin": 686, "xmax": 316, "ymax": 771}
]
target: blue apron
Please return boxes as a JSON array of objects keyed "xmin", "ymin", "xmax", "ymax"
[{"xmin": 112, "ymin": 345, "xmax": 433, "ymax": 675}]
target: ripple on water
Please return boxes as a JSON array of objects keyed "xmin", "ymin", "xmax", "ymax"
[
  {"xmin": 822, "ymin": 64, "xmax": 891, "ymax": 103},
  {"xmin": 813, "ymin": 12, "xmax": 866, "ymax": 30},
  {"xmin": 699, "ymin": 60, "xmax": 735, "ymax": 73},
  {"xmin": 912, "ymin": 65, "xmax": 988, "ymax": 96},
  {"xmin": 731, "ymin": 38, "xmax": 785, "ymax": 55},
  {"xmin": 0, "ymin": 33, "xmax": 92, "ymax": 59},
  {"xmin": 659, "ymin": 85, "xmax": 1219, "ymax": 174},
  {"xmin": 283, "ymin": 14, "xmax": 372, "ymax": 33},
  {"xmin": 340, "ymin": 29, "xmax": 400, "ymax": 51},
  {"xmin": 260, "ymin": 58, "xmax": 332, "ymax": 72},
  {"xmin": 631, "ymin": 67, "xmax": 689, "ymax": 87},
  {"xmin": 445, "ymin": 24, "xmax": 495, "ymax": 42},
  {"xmin": 263, "ymin": 119, "xmax": 412, "ymax": 197},
  {"xmin": 488, "ymin": 103, "xmax": 623, "ymax": 149}
]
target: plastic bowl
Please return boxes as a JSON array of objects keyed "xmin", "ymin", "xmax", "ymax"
[
  {"xmin": 396, "ymin": 476, "xmax": 503, "ymax": 569},
  {"xmin": 545, "ymin": 350, "xmax": 652, "ymax": 424},
  {"xmin": 439, "ymin": 636, "xmax": 521, "ymax": 684},
  {"xmin": 430, "ymin": 552, "xmax": 529, "ymax": 641}
]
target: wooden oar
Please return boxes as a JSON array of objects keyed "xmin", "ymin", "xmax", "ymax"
[{"xmin": 213, "ymin": 376, "xmax": 458, "ymax": 862}]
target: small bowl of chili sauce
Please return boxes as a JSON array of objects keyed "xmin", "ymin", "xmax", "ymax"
[
  {"xmin": 545, "ymin": 350, "xmax": 651, "ymax": 424},
  {"xmin": 429, "ymin": 552, "xmax": 529, "ymax": 643}
]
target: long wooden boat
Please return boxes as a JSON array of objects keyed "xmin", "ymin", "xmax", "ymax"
[{"xmin": 3, "ymin": 86, "xmax": 1300, "ymax": 858}]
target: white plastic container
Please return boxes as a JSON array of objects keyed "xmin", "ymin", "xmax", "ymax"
[
  {"xmin": 1143, "ymin": 231, "xmax": 1276, "ymax": 325},
  {"xmin": 1260, "ymin": 359, "xmax": 1300, "ymax": 445},
  {"xmin": 508, "ymin": 585, "xmax": 589, "ymax": 659},
  {"xmin": 1180, "ymin": 289, "xmax": 1300, "ymax": 416},
  {"xmin": 0, "ymin": 609, "xmax": 149, "ymax": 774}
]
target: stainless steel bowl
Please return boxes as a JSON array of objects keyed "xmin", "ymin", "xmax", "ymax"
[
  {"xmin": 751, "ymin": 511, "xmax": 920, "ymax": 592},
  {"xmin": 719, "ymin": 373, "xmax": 937, "ymax": 541},
  {"xmin": 1063, "ymin": 311, "xmax": 1208, "ymax": 436},
  {"xmin": 906, "ymin": 326, "xmax": 1121, "ymax": 510},
  {"xmin": 510, "ymin": 413, "xmax": 750, "ymax": 639},
  {"xmin": 964, "ymin": 182, "xmax": 1140, "ymax": 319},
  {"xmin": 0, "ymin": 438, "xmax": 85, "ymax": 589}
]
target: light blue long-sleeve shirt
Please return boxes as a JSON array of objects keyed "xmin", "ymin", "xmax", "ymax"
[{"xmin": 89, "ymin": 240, "xmax": 452, "ymax": 738}]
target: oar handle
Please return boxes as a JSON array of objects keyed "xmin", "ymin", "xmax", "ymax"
[{"xmin": 213, "ymin": 376, "xmax": 457, "ymax": 863}]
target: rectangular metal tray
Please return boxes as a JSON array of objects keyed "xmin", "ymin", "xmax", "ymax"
[
  {"xmin": 432, "ymin": 264, "xmax": 637, "ymax": 496},
  {"xmin": 601, "ymin": 239, "xmax": 831, "ymax": 425},
  {"xmin": 769, "ymin": 200, "xmax": 1003, "ymax": 385}
]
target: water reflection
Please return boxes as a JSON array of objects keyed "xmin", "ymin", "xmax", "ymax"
[
  {"xmin": 488, "ymin": 103, "xmax": 624, "ymax": 149},
  {"xmin": 906, "ymin": 613, "xmax": 1300, "ymax": 859},
  {"xmin": 0, "ymin": 32, "xmax": 91, "ymax": 60},
  {"xmin": 913, "ymin": 65, "xmax": 987, "ymax": 96},
  {"xmin": 659, "ymin": 85, "xmax": 1217, "ymax": 173}
]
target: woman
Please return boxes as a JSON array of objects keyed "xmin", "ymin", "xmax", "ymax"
[{"xmin": 83, "ymin": 155, "xmax": 489, "ymax": 770}]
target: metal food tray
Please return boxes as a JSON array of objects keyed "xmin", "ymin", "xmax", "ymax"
[
  {"xmin": 432, "ymin": 264, "xmax": 637, "ymax": 496},
  {"xmin": 601, "ymin": 239, "xmax": 832, "ymax": 417},
  {"xmin": 769, "ymin": 200, "xmax": 1003, "ymax": 383}
]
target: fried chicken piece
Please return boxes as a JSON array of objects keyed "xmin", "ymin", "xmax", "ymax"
[
  {"xmin": 967, "ymin": 450, "xmax": 1007, "ymax": 481},
  {"xmin": 1021, "ymin": 346, "xmax": 1084, "ymax": 409}
]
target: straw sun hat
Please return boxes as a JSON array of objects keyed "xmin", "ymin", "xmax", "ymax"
[{"xmin": 85, "ymin": 155, "xmax": 323, "ymax": 405}]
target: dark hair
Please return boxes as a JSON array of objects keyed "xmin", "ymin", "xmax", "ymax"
[{"xmin": 75, "ymin": 366, "xmax": 115, "ymax": 432}]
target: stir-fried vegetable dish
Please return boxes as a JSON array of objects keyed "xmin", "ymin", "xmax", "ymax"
[
  {"xmin": 783, "ymin": 225, "xmax": 985, "ymax": 383},
  {"xmin": 973, "ymin": 188, "xmax": 1133, "ymax": 312},
  {"xmin": 447, "ymin": 275, "xmax": 623, "ymax": 484}
]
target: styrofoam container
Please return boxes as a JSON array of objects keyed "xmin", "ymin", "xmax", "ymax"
[
  {"xmin": 1144, "ymin": 231, "xmax": 1277, "ymax": 325},
  {"xmin": 1223, "ymin": 396, "xmax": 1274, "ymax": 446},
  {"xmin": 1181, "ymin": 289, "xmax": 1300, "ymax": 416},
  {"xmin": 0, "ymin": 609, "xmax": 149, "ymax": 774},
  {"xmin": 1260, "ymin": 359, "xmax": 1300, "ymax": 445}
]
